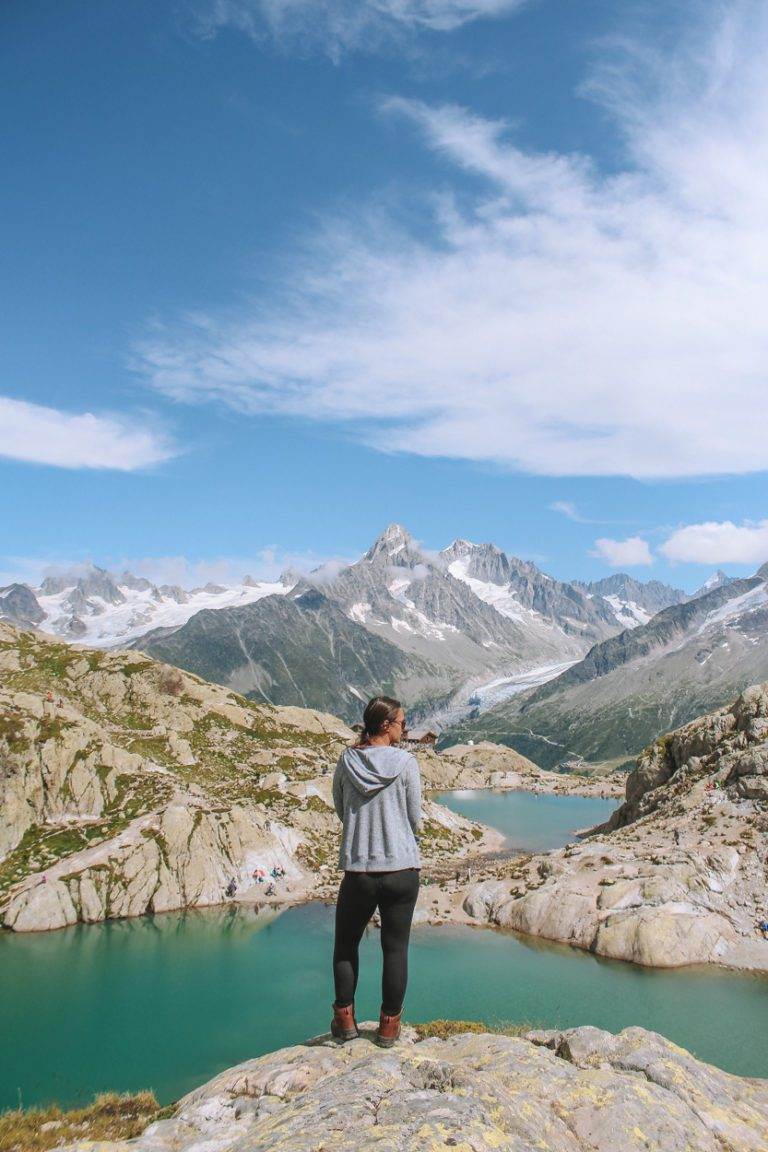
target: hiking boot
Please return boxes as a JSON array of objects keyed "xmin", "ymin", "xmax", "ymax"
[
  {"xmin": 331, "ymin": 1002, "xmax": 359, "ymax": 1041},
  {"xmin": 375, "ymin": 1009, "xmax": 402, "ymax": 1048}
]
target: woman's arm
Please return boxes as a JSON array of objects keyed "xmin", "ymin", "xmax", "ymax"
[
  {"xmin": 332, "ymin": 760, "xmax": 344, "ymax": 821},
  {"xmin": 405, "ymin": 757, "xmax": 422, "ymax": 835}
]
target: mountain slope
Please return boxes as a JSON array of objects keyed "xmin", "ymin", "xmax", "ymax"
[
  {"xmin": 451, "ymin": 566, "xmax": 768, "ymax": 766},
  {"xmin": 137, "ymin": 584, "xmax": 459, "ymax": 725},
  {"xmin": 0, "ymin": 622, "xmax": 486, "ymax": 932}
]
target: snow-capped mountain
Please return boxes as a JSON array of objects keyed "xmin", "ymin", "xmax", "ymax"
[
  {"xmin": 453, "ymin": 562, "xmax": 768, "ymax": 767},
  {"xmin": 573, "ymin": 573, "xmax": 687, "ymax": 629},
  {"xmin": 135, "ymin": 525, "xmax": 627, "ymax": 724},
  {"xmin": 0, "ymin": 524, "xmax": 712, "ymax": 728},
  {"xmin": 443, "ymin": 539, "xmax": 620, "ymax": 634},
  {"xmin": 0, "ymin": 564, "xmax": 294, "ymax": 648},
  {"xmin": 694, "ymin": 569, "xmax": 736, "ymax": 596},
  {"xmin": 314, "ymin": 526, "xmax": 622, "ymax": 672}
]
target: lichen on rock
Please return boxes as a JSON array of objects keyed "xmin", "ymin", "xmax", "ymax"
[{"xmin": 51, "ymin": 1024, "xmax": 768, "ymax": 1151}]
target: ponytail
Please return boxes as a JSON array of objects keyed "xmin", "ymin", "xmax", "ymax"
[{"xmin": 353, "ymin": 695, "xmax": 401, "ymax": 746}]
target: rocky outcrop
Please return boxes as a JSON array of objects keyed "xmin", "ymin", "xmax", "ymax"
[
  {"xmin": 462, "ymin": 685, "xmax": 768, "ymax": 970},
  {"xmin": 53, "ymin": 1025, "xmax": 768, "ymax": 1151},
  {"xmin": 0, "ymin": 623, "xmax": 487, "ymax": 933},
  {"xmin": 0, "ymin": 582, "xmax": 45, "ymax": 628},
  {"xmin": 418, "ymin": 741, "xmax": 624, "ymax": 798}
]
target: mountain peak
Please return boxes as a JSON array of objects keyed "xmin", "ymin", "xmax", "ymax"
[
  {"xmin": 364, "ymin": 523, "xmax": 419, "ymax": 565},
  {"xmin": 277, "ymin": 568, "xmax": 303, "ymax": 588},
  {"xmin": 39, "ymin": 563, "xmax": 124, "ymax": 605},
  {"xmin": 119, "ymin": 570, "xmax": 154, "ymax": 593},
  {"xmin": 696, "ymin": 570, "xmax": 734, "ymax": 596}
]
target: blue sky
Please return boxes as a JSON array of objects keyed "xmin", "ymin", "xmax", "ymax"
[{"xmin": 3, "ymin": 0, "xmax": 768, "ymax": 591}]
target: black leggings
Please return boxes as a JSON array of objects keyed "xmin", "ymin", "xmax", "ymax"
[{"xmin": 333, "ymin": 868, "xmax": 420, "ymax": 1016}]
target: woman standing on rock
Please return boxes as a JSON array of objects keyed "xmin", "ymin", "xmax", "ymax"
[{"xmin": 331, "ymin": 695, "xmax": 422, "ymax": 1047}]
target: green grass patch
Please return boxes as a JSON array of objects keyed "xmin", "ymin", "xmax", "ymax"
[
  {"xmin": 126, "ymin": 736, "xmax": 175, "ymax": 765},
  {"xmin": 301, "ymin": 794, "xmax": 331, "ymax": 813},
  {"xmin": 0, "ymin": 713, "xmax": 27, "ymax": 751},
  {"xmin": 412, "ymin": 1019, "xmax": 534, "ymax": 1041},
  {"xmin": 0, "ymin": 774, "xmax": 172, "ymax": 896},
  {"xmin": 37, "ymin": 716, "xmax": 76, "ymax": 744},
  {"xmin": 420, "ymin": 819, "xmax": 456, "ymax": 843},
  {"xmin": 0, "ymin": 1090, "xmax": 172, "ymax": 1152}
]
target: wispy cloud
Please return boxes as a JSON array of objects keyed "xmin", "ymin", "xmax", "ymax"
[
  {"xmin": 142, "ymin": 4, "xmax": 768, "ymax": 479},
  {"xmin": 660, "ymin": 520, "xmax": 768, "ymax": 566},
  {"xmin": 592, "ymin": 536, "xmax": 653, "ymax": 567},
  {"xmin": 195, "ymin": 0, "xmax": 527, "ymax": 59},
  {"xmin": 0, "ymin": 548, "xmax": 352, "ymax": 590},
  {"xmin": 550, "ymin": 501, "xmax": 583, "ymax": 522},
  {"xmin": 549, "ymin": 499, "xmax": 640, "ymax": 527},
  {"xmin": 0, "ymin": 397, "xmax": 176, "ymax": 471}
]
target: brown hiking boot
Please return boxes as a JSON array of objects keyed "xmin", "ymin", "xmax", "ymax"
[
  {"xmin": 331, "ymin": 1002, "xmax": 359, "ymax": 1041},
  {"xmin": 375, "ymin": 1009, "xmax": 402, "ymax": 1048}
]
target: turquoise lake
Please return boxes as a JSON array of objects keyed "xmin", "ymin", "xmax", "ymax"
[
  {"xmin": 3, "ymin": 901, "xmax": 767, "ymax": 1111},
  {"xmin": 432, "ymin": 789, "xmax": 617, "ymax": 851},
  {"xmin": 2, "ymin": 790, "xmax": 766, "ymax": 1111}
]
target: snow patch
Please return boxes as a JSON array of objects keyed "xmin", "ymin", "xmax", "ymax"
[
  {"xmin": 604, "ymin": 595, "xmax": 652, "ymax": 629},
  {"xmin": 698, "ymin": 583, "xmax": 768, "ymax": 634},
  {"xmin": 37, "ymin": 577, "xmax": 294, "ymax": 649},
  {"xmin": 348, "ymin": 601, "xmax": 371, "ymax": 624},
  {"xmin": 447, "ymin": 559, "xmax": 529, "ymax": 622}
]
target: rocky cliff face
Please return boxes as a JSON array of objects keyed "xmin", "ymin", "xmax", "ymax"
[
  {"xmin": 462, "ymin": 684, "xmax": 768, "ymax": 970},
  {"xmin": 0, "ymin": 623, "xmax": 486, "ymax": 933},
  {"xmin": 54, "ymin": 1024, "xmax": 768, "ymax": 1152}
]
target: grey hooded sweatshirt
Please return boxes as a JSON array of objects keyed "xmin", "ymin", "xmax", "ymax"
[{"xmin": 332, "ymin": 744, "xmax": 422, "ymax": 872}]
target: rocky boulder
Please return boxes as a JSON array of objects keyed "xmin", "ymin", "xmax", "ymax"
[{"xmin": 53, "ymin": 1025, "xmax": 768, "ymax": 1151}]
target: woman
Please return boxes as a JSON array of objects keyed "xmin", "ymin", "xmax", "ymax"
[{"xmin": 330, "ymin": 695, "xmax": 421, "ymax": 1047}]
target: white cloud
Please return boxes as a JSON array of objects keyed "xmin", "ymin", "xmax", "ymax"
[
  {"xmin": 197, "ymin": 0, "xmax": 526, "ymax": 58},
  {"xmin": 114, "ymin": 550, "xmax": 350, "ymax": 587},
  {"xmin": 305, "ymin": 557, "xmax": 355, "ymax": 585},
  {"xmin": 142, "ymin": 4, "xmax": 768, "ymax": 479},
  {"xmin": 550, "ymin": 501, "xmax": 582, "ymax": 521},
  {"xmin": 592, "ymin": 536, "xmax": 653, "ymax": 567},
  {"xmin": 660, "ymin": 520, "xmax": 768, "ymax": 566},
  {"xmin": 0, "ymin": 397, "xmax": 175, "ymax": 471},
  {"xmin": 0, "ymin": 549, "xmax": 351, "ymax": 590}
]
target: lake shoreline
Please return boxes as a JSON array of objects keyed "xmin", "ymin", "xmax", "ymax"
[{"xmin": 4, "ymin": 897, "xmax": 768, "ymax": 1116}]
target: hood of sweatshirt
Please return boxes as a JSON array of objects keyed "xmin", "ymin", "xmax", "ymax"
[{"xmin": 340, "ymin": 745, "xmax": 414, "ymax": 797}]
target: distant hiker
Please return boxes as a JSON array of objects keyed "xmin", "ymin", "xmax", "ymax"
[
  {"xmin": 225, "ymin": 878, "xmax": 237, "ymax": 898},
  {"xmin": 330, "ymin": 695, "xmax": 421, "ymax": 1048}
]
